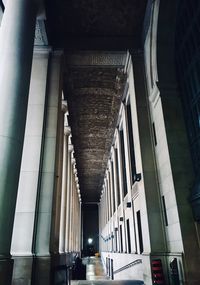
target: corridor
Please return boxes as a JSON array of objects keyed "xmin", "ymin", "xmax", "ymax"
[
  {"xmin": 0, "ymin": 1, "xmax": 200, "ymax": 285},
  {"xmin": 71, "ymin": 257, "xmax": 143, "ymax": 285}
]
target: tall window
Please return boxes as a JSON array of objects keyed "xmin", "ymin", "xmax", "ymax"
[
  {"xmin": 126, "ymin": 219, "xmax": 131, "ymax": 253},
  {"xmin": 111, "ymin": 161, "xmax": 116, "ymax": 213},
  {"xmin": 114, "ymin": 148, "xmax": 121, "ymax": 206},
  {"xmin": 115, "ymin": 228, "xmax": 118, "ymax": 252},
  {"xmin": 126, "ymin": 100, "xmax": 137, "ymax": 182},
  {"xmin": 120, "ymin": 224, "xmax": 123, "ymax": 252},
  {"xmin": 107, "ymin": 174, "xmax": 112, "ymax": 218},
  {"xmin": 136, "ymin": 210, "xmax": 143, "ymax": 254},
  {"xmin": 119, "ymin": 129, "xmax": 128, "ymax": 197}
]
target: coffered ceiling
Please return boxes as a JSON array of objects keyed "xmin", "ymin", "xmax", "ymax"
[{"xmin": 45, "ymin": 1, "xmax": 147, "ymax": 202}]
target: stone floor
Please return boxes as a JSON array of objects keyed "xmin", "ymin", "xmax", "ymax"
[{"xmin": 71, "ymin": 257, "xmax": 144, "ymax": 285}]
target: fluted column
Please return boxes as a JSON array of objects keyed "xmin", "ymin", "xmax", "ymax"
[
  {"xmin": 33, "ymin": 51, "xmax": 63, "ymax": 256},
  {"xmin": 50, "ymin": 101, "xmax": 65, "ymax": 254},
  {"xmin": 69, "ymin": 164, "xmax": 75, "ymax": 251},
  {"xmin": 0, "ymin": 0, "xmax": 38, "ymax": 257},
  {"xmin": 59, "ymin": 122, "xmax": 71, "ymax": 253},
  {"xmin": 11, "ymin": 48, "xmax": 51, "ymax": 256},
  {"xmin": 65, "ymin": 144, "xmax": 73, "ymax": 252}
]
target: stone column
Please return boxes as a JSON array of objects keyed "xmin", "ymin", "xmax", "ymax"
[
  {"xmin": 59, "ymin": 123, "xmax": 71, "ymax": 253},
  {"xmin": 50, "ymin": 101, "xmax": 65, "ymax": 254},
  {"xmin": 70, "ymin": 167, "xmax": 75, "ymax": 251},
  {"xmin": 74, "ymin": 179, "xmax": 79, "ymax": 252},
  {"xmin": 33, "ymin": 51, "xmax": 63, "ymax": 256},
  {"xmin": 30, "ymin": 51, "xmax": 63, "ymax": 285},
  {"xmin": 11, "ymin": 48, "xmax": 51, "ymax": 257},
  {"xmin": 0, "ymin": 0, "xmax": 38, "ymax": 257},
  {"xmin": 65, "ymin": 144, "xmax": 73, "ymax": 252}
]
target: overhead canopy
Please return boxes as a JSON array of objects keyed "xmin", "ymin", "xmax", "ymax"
[
  {"xmin": 45, "ymin": 0, "xmax": 147, "ymax": 50},
  {"xmin": 45, "ymin": 0, "xmax": 148, "ymax": 203}
]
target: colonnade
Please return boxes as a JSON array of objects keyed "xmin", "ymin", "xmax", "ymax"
[{"xmin": 0, "ymin": 1, "xmax": 81, "ymax": 284}]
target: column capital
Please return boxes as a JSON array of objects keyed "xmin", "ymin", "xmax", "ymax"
[
  {"xmin": 72, "ymin": 158, "xmax": 76, "ymax": 166},
  {"xmin": 62, "ymin": 101, "xmax": 68, "ymax": 113},
  {"xmin": 64, "ymin": 126, "xmax": 71, "ymax": 136},
  {"xmin": 68, "ymin": 144, "xmax": 74, "ymax": 153}
]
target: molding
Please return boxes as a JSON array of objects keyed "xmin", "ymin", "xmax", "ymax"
[
  {"xmin": 34, "ymin": 20, "xmax": 48, "ymax": 46},
  {"xmin": 149, "ymin": 81, "xmax": 160, "ymax": 108},
  {"xmin": 65, "ymin": 51, "xmax": 127, "ymax": 67},
  {"xmin": 64, "ymin": 126, "xmax": 71, "ymax": 136},
  {"xmin": 33, "ymin": 45, "xmax": 52, "ymax": 55},
  {"xmin": 62, "ymin": 101, "xmax": 68, "ymax": 113}
]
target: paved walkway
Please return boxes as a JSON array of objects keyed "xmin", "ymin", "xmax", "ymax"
[{"xmin": 71, "ymin": 257, "xmax": 144, "ymax": 285}]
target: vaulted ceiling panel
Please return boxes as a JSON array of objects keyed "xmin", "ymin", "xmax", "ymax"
[{"xmin": 64, "ymin": 52, "xmax": 126, "ymax": 202}]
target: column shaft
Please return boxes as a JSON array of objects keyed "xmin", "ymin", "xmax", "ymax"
[
  {"xmin": 11, "ymin": 49, "xmax": 51, "ymax": 256},
  {"xmin": 59, "ymin": 124, "xmax": 70, "ymax": 253},
  {"xmin": 65, "ymin": 146, "xmax": 73, "ymax": 252},
  {"xmin": 33, "ymin": 51, "xmax": 63, "ymax": 256},
  {"xmin": 51, "ymin": 103, "xmax": 65, "ymax": 253},
  {"xmin": 0, "ymin": 0, "xmax": 37, "ymax": 256}
]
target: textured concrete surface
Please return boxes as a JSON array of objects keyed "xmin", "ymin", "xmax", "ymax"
[
  {"xmin": 46, "ymin": 0, "xmax": 147, "ymax": 48},
  {"xmin": 65, "ymin": 53, "xmax": 126, "ymax": 202}
]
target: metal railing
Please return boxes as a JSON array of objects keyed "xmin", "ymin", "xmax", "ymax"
[{"xmin": 113, "ymin": 259, "xmax": 142, "ymax": 274}]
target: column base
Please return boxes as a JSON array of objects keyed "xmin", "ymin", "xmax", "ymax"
[
  {"xmin": 0, "ymin": 258, "xmax": 13, "ymax": 285},
  {"xmin": 0, "ymin": 253, "xmax": 78, "ymax": 285},
  {"xmin": 51, "ymin": 252, "xmax": 75, "ymax": 285},
  {"xmin": 12, "ymin": 256, "xmax": 33, "ymax": 285},
  {"xmin": 31, "ymin": 255, "xmax": 51, "ymax": 285}
]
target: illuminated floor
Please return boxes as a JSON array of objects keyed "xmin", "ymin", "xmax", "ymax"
[{"xmin": 71, "ymin": 257, "xmax": 144, "ymax": 285}]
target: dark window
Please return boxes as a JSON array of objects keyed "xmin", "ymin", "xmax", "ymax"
[
  {"xmin": 152, "ymin": 122, "xmax": 157, "ymax": 146},
  {"xmin": 136, "ymin": 210, "xmax": 143, "ymax": 254},
  {"xmin": 106, "ymin": 258, "xmax": 109, "ymax": 275},
  {"xmin": 111, "ymin": 259, "xmax": 114, "ymax": 280},
  {"xmin": 119, "ymin": 129, "xmax": 128, "ymax": 197},
  {"xmin": 114, "ymin": 148, "xmax": 121, "ymax": 206},
  {"xmin": 106, "ymin": 182, "xmax": 110, "ymax": 221},
  {"xmin": 105, "ymin": 187, "xmax": 109, "ymax": 222},
  {"xmin": 107, "ymin": 174, "xmax": 112, "ymax": 217},
  {"xmin": 120, "ymin": 224, "xmax": 123, "ymax": 252},
  {"xmin": 111, "ymin": 161, "xmax": 116, "ymax": 213},
  {"xmin": 111, "ymin": 232, "xmax": 114, "ymax": 252},
  {"xmin": 126, "ymin": 219, "xmax": 131, "ymax": 253},
  {"xmin": 0, "ymin": 1, "xmax": 4, "ymax": 11},
  {"xmin": 115, "ymin": 228, "xmax": 118, "ymax": 252},
  {"xmin": 162, "ymin": 196, "xmax": 168, "ymax": 226},
  {"xmin": 126, "ymin": 102, "xmax": 137, "ymax": 183}
]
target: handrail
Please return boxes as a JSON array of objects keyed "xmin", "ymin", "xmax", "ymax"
[{"xmin": 113, "ymin": 259, "xmax": 142, "ymax": 274}]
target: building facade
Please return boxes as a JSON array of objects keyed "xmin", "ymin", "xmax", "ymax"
[
  {"xmin": 99, "ymin": 1, "xmax": 200, "ymax": 284},
  {"xmin": 0, "ymin": 0, "xmax": 200, "ymax": 284}
]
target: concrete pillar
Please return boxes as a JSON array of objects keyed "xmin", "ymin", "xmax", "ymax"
[
  {"xmin": 0, "ymin": 0, "xmax": 38, "ymax": 257},
  {"xmin": 65, "ymin": 144, "xmax": 73, "ymax": 252},
  {"xmin": 33, "ymin": 51, "xmax": 63, "ymax": 256},
  {"xmin": 29, "ymin": 51, "xmax": 63, "ymax": 285},
  {"xmin": 130, "ymin": 52, "xmax": 166, "ymax": 253},
  {"xmin": 59, "ymin": 124, "xmax": 71, "ymax": 253},
  {"xmin": 50, "ymin": 101, "xmax": 65, "ymax": 254},
  {"xmin": 11, "ymin": 48, "xmax": 51, "ymax": 257},
  {"xmin": 70, "ymin": 168, "xmax": 75, "ymax": 251}
]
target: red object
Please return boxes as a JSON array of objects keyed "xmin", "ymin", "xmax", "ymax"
[{"xmin": 151, "ymin": 259, "xmax": 165, "ymax": 285}]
